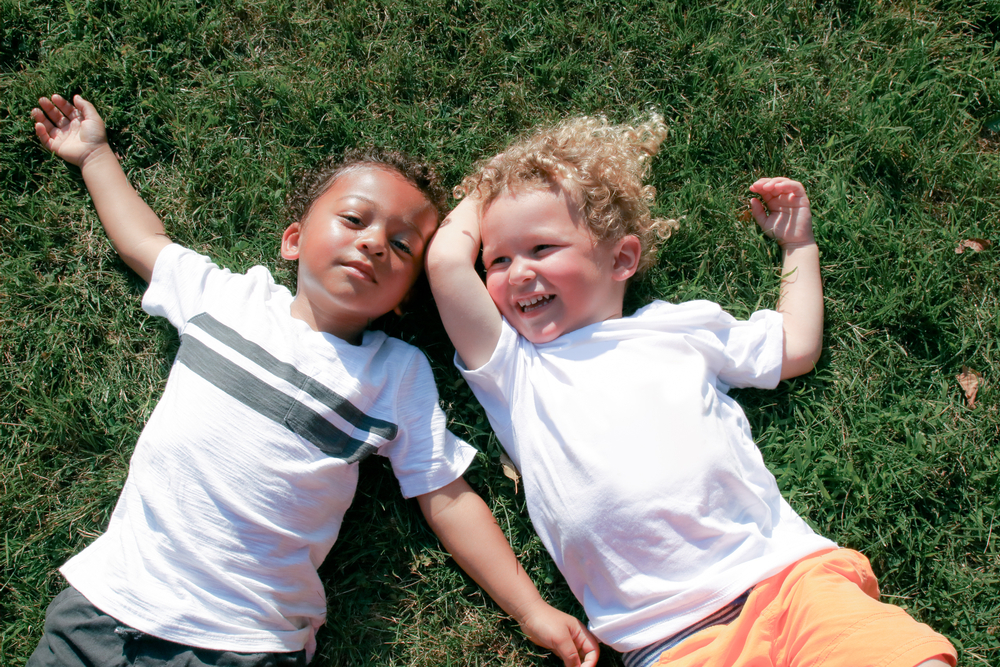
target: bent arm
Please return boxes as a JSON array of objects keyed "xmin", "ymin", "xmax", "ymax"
[
  {"xmin": 425, "ymin": 196, "xmax": 502, "ymax": 370},
  {"xmin": 747, "ymin": 177, "xmax": 822, "ymax": 379},
  {"xmin": 418, "ymin": 478, "xmax": 599, "ymax": 667}
]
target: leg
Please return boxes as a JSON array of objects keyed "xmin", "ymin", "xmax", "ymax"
[
  {"xmin": 647, "ymin": 549, "xmax": 957, "ymax": 667},
  {"xmin": 29, "ymin": 586, "xmax": 306, "ymax": 667},
  {"xmin": 766, "ymin": 550, "xmax": 958, "ymax": 667},
  {"xmin": 28, "ymin": 586, "xmax": 127, "ymax": 667}
]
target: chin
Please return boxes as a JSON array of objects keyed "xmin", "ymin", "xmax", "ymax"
[{"xmin": 518, "ymin": 324, "xmax": 563, "ymax": 345}]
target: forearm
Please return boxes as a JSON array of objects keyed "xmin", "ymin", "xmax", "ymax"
[
  {"xmin": 425, "ymin": 197, "xmax": 502, "ymax": 369},
  {"xmin": 79, "ymin": 146, "xmax": 170, "ymax": 282},
  {"xmin": 776, "ymin": 240, "xmax": 823, "ymax": 379},
  {"xmin": 418, "ymin": 479, "xmax": 546, "ymax": 622}
]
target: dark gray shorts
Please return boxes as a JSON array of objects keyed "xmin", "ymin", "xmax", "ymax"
[{"xmin": 28, "ymin": 586, "xmax": 307, "ymax": 667}]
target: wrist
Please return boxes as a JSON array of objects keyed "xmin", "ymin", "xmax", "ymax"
[
  {"xmin": 510, "ymin": 593, "xmax": 549, "ymax": 626},
  {"xmin": 779, "ymin": 237, "xmax": 817, "ymax": 252},
  {"xmin": 78, "ymin": 143, "xmax": 117, "ymax": 171}
]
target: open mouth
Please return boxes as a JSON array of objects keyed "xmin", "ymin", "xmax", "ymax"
[{"xmin": 518, "ymin": 295, "xmax": 555, "ymax": 313}]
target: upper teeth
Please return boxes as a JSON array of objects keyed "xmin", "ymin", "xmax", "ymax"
[{"xmin": 519, "ymin": 295, "xmax": 549, "ymax": 307}]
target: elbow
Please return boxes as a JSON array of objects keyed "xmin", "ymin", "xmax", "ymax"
[
  {"xmin": 781, "ymin": 344, "xmax": 822, "ymax": 380},
  {"xmin": 425, "ymin": 237, "xmax": 464, "ymax": 278}
]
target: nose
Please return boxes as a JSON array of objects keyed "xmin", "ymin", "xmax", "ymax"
[
  {"xmin": 509, "ymin": 256, "xmax": 535, "ymax": 284},
  {"xmin": 357, "ymin": 224, "xmax": 387, "ymax": 257}
]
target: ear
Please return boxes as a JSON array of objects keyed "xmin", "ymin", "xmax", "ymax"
[
  {"xmin": 281, "ymin": 222, "xmax": 302, "ymax": 260},
  {"xmin": 611, "ymin": 235, "xmax": 642, "ymax": 282}
]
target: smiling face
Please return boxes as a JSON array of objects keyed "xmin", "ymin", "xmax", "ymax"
[
  {"xmin": 281, "ymin": 166, "xmax": 439, "ymax": 342},
  {"xmin": 480, "ymin": 186, "xmax": 640, "ymax": 344}
]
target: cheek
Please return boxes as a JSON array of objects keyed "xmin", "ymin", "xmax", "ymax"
[{"xmin": 484, "ymin": 273, "xmax": 507, "ymax": 308}]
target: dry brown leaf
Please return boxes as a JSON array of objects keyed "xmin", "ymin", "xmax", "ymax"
[
  {"xmin": 957, "ymin": 366, "xmax": 982, "ymax": 408},
  {"xmin": 955, "ymin": 238, "xmax": 992, "ymax": 254},
  {"xmin": 499, "ymin": 452, "xmax": 520, "ymax": 494}
]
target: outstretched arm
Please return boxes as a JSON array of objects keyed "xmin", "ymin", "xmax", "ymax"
[
  {"xmin": 32, "ymin": 94, "xmax": 171, "ymax": 283},
  {"xmin": 418, "ymin": 478, "xmax": 599, "ymax": 667},
  {"xmin": 748, "ymin": 177, "xmax": 822, "ymax": 380},
  {"xmin": 425, "ymin": 196, "xmax": 503, "ymax": 370}
]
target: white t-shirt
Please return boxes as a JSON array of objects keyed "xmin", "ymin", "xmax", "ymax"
[
  {"xmin": 459, "ymin": 300, "xmax": 836, "ymax": 651},
  {"xmin": 61, "ymin": 244, "xmax": 477, "ymax": 655}
]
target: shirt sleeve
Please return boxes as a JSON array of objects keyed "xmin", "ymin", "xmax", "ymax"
[
  {"xmin": 141, "ymin": 244, "xmax": 223, "ymax": 331},
  {"xmin": 142, "ymin": 244, "xmax": 274, "ymax": 336},
  {"xmin": 381, "ymin": 349, "xmax": 478, "ymax": 498},
  {"xmin": 713, "ymin": 308, "xmax": 784, "ymax": 391},
  {"xmin": 455, "ymin": 317, "xmax": 520, "ymax": 445}
]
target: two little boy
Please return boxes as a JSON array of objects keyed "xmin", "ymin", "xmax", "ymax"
[{"xmin": 30, "ymin": 95, "xmax": 955, "ymax": 667}]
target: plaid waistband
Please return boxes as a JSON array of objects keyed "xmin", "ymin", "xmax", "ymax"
[{"xmin": 621, "ymin": 589, "xmax": 752, "ymax": 667}]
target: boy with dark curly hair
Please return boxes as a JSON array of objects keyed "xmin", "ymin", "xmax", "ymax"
[{"xmin": 27, "ymin": 94, "xmax": 598, "ymax": 667}]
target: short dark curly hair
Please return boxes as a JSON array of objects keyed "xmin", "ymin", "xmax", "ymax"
[{"xmin": 286, "ymin": 147, "xmax": 449, "ymax": 224}]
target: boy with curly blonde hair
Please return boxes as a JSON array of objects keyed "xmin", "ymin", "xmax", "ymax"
[{"xmin": 426, "ymin": 113, "xmax": 956, "ymax": 667}]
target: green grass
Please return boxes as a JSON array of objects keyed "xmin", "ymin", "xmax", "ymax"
[{"xmin": 2, "ymin": 0, "xmax": 999, "ymax": 664}]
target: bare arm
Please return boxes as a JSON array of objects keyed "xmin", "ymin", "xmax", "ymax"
[
  {"xmin": 417, "ymin": 478, "xmax": 599, "ymax": 667},
  {"xmin": 425, "ymin": 196, "xmax": 502, "ymax": 370},
  {"xmin": 748, "ymin": 177, "xmax": 823, "ymax": 380},
  {"xmin": 32, "ymin": 94, "xmax": 171, "ymax": 283}
]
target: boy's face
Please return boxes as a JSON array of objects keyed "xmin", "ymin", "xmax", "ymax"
[
  {"xmin": 281, "ymin": 166, "xmax": 438, "ymax": 341},
  {"xmin": 481, "ymin": 186, "xmax": 636, "ymax": 344}
]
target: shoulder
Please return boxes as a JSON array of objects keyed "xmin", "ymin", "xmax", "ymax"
[
  {"xmin": 153, "ymin": 244, "xmax": 279, "ymax": 289},
  {"xmin": 357, "ymin": 332, "xmax": 437, "ymax": 392},
  {"xmin": 632, "ymin": 299, "xmax": 726, "ymax": 321}
]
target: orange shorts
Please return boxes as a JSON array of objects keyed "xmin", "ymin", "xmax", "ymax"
[{"xmin": 649, "ymin": 549, "xmax": 956, "ymax": 667}]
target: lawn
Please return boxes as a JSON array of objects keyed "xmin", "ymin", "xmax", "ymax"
[{"xmin": 1, "ymin": 0, "xmax": 998, "ymax": 665}]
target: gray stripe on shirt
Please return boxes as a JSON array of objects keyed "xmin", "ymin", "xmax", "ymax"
[
  {"xmin": 176, "ymin": 333, "xmax": 377, "ymax": 463},
  {"xmin": 190, "ymin": 312, "xmax": 398, "ymax": 440}
]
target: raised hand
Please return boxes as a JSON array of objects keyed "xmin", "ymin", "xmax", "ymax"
[
  {"xmin": 517, "ymin": 599, "xmax": 600, "ymax": 667},
  {"xmin": 32, "ymin": 94, "xmax": 111, "ymax": 167},
  {"xmin": 748, "ymin": 177, "xmax": 814, "ymax": 248}
]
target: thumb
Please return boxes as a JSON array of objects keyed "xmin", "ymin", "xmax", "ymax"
[
  {"xmin": 749, "ymin": 198, "xmax": 769, "ymax": 228},
  {"xmin": 554, "ymin": 622, "xmax": 600, "ymax": 667},
  {"xmin": 74, "ymin": 95, "xmax": 104, "ymax": 124}
]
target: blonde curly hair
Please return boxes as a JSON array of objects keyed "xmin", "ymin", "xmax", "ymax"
[{"xmin": 456, "ymin": 113, "xmax": 677, "ymax": 274}]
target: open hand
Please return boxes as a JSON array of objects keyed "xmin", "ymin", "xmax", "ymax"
[
  {"xmin": 31, "ymin": 94, "xmax": 111, "ymax": 167},
  {"xmin": 748, "ymin": 177, "xmax": 814, "ymax": 247},
  {"xmin": 518, "ymin": 600, "xmax": 600, "ymax": 667}
]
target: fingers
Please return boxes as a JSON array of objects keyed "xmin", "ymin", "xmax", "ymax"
[
  {"xmin": 51, "ymin": 93, "xmax": 80, "ymax": 121},
  {"xmin": 31, "ymin": 103, "xmax": 58, "ymax": 149},
  {"xmin": 574, "ymin": 624, "xmax": 600, "ymax": 667},
  {"xmin": 552, "ymin": 620, "xmax": 600, "ymax": 667},
  {"xmin": 748, "ymin": 177, "xmax": 809, "ymax": 211},
  {"xmin": 749, "ymin": 197, "xmax": 768, "ymax": 228},
  {"xmin": 749, "ymin": 176, "xmax": 804, "ymax": 196},
  {"xmin": 36, "ymin": 95, "xmax": 69, "ymax": 127},
  {"xmin": 33, "ymin": 118, "xmax": 53, "ymax": 146}
]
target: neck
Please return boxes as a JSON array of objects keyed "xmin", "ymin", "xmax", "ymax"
[{"xmin": 289, "ymin": 296, "xmax": 368, "ymax": 344}]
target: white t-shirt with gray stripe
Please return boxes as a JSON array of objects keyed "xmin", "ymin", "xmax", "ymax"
[{"xmin": 61, "ymin": 244, "xmax": 477, "ymax": 655}]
